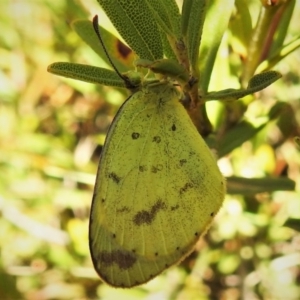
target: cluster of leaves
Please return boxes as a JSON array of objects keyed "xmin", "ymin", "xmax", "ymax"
[
  {"xmin": 49, "ymin": 0, "xmax": 282, "ymax": 135},
  {"xmin": 0, "ymin": 0, "xmax": 300, "ymax": 299}
]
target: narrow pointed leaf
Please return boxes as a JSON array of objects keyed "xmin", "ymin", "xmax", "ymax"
[
  {"xmin": 257, "ymin": 36, "xmax": 300, "ymax": 72},
  {"xmin": 227, "ymin": 176, "xmax": 295, "ymax": 195},
  {"xmin": 48, "ymin": 62, "xmax": 127, "ymax": 88},
  {"xmin": 145, "ymin": 0, "xmax": 181, "ymax": 39},
  {"xmin": 217, "ymin": 118, "xmax": 269, "ymax": 157},
  {"xmin": 229, "ymin": 0, "xmax": 252, "ymax": 57},
  {"xmin": 97, "ymin": 0, "xmax": 163, "ymax": 60},
  {"xmin": 247, "ymin": 70, "xmax": 281, "ymax": 89},
  {"xmin": 199, "ymin": 0, "xmax": 235, "ymax": 92},
  {"xmin": 284, "ymin": 218, "xmax": 300, "ymax": 232},
  {"xmin": 72, "ymin": 20, "xmax": 134, "ymax": 72},
  {"xmin": 160, "ymin": 30, "xmax": 177, "ymax": 59},
  {"xmin": 217, "ymin": 97, "xmax": 285, "ymax": 157},
  {"xmin": 269, "ymin": 0, "xmax": 296, "ymax": 56},
  {"xmin": 135, "ymin": 58, "xmax": 189, "ymax": 83},
  {"xmin": 204, "ymin": 71, "xmax": 281, "ymax": 101},
  {"xmin": 181, "ymin": 0, "xmax": 206, "ymax": 70},
  {"xmin": 295, "ymin": 137, "xmax": 300, "ymax": 148}
]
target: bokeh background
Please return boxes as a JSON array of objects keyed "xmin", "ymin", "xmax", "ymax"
[{"xmin": 0, "ymin": 0, "xmax": 300, "ymax": 299}]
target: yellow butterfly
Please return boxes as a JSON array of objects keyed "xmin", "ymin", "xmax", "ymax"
[{"xmin": 89, "ymin": 80, "xmax": 225, "ymax": 288}]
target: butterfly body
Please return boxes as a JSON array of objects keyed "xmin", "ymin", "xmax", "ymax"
[{"xmin": 89, "ymin": 81, "xmax": 225, "ymax": 287}]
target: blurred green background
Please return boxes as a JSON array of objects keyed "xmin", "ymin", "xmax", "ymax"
[{"xmin": 0, "ymin": 0, "xmax": 300, "ymax": 299}]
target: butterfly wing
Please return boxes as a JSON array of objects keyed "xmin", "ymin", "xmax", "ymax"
[{"xmin": 89, "ymin": 83, "xmax": 225, "ymax": 287}]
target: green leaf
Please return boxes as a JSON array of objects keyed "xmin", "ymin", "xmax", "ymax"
[
  {"xmin": 229, "ymin": 0, "xmax": 252, "ymax": 57},
  {"xmin": 269, "ymin": 0, "xmax": 296, "ymax": 57},
  {"xmin": 227, "ymin": 176, "xmax": 295, "ymax": 195},
  {"xmin": 217, "ymin": 118, "xmax": 269, "ymax": 158},
  {"xmin": 284, "ymin": 218, "xmax": 300, "ymax": 232},
  {"xmin": 199, "ymin": 0, "xmax": 235, "ymax": 92},
  {"xmin": 145, "ymin": 0, "xmax": 181, "ymax": 39},
  {"xmin": 181, "ymin": 0, "xmax": 206, "ymax": 71},
  {"xmin": 72, "ymin": 20, "xmax": 134, "ymax": 72},
  {"xmin": 97, "ymin": 0, "xmax": 163, "ymax": 60},
  {"xmin": 47, "ymin": 62, "xmax": 127, "ymax": 88},
  {"xmin": 217, "ymin": 97, "xmax": 285, "ymax": 157},
  {"xmin": 204, "ymin": 71, "xmax": 281, "ymax": 101},
  {"xmin": 145, "ymin": 0, "xmax": 181, "ymax": 60},
  {"xmin": 247, "ymin": 70, "xmax": 281, "ymax": 89},
  {"xmin": 268, "ymin": 101, "xmax": 291, "ymax": 121},
  {"xmin": 160, "ymin": 30, "xmax": 177, "ymax": 59},
  {"xmin": 135, "ymin": 58, "xmax": 189, "ymax": 83},
  {"xmin": 257, "ymin": 36, "xmax": 300, "ymax": 72},
  {"xmin": 0, "ymin": 272, "xmax": 22, "ymax": 300},
  {"xmin": 295, "ymin": 137, "xmax": 300, "ymax": 148}
]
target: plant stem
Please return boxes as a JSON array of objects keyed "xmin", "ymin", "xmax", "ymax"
[{"xmin": 241, "ymin": 4, "xmax": 280, "ymax": 87}]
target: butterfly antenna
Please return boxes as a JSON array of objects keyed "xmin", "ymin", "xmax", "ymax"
[{"xmin": 92, "ymin": 15, "xmax": 134, "ymax": 88}]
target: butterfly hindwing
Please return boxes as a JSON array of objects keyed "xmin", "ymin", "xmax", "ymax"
[{"xmin": 89, "ymin": 82, "xmax": 225, "ymax": 287}]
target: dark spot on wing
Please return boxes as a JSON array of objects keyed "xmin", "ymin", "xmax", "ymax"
[
  {"xmin": 179, "ymin": 182, "xmax": 193, "ymax": 194},
  {"xmin": 139, "ymin": 165, "xmax": 148, "ymax": 172},
  {"xmin": 189, "ymin": 151, "xmax": 196, "ymax": 157},
  {"xmin": 101, "ymin": 198, "xmax": 105, "ymax": 203},
  {"xmin": 117, "ymin": 206, "xmax": 130, "ymax": 213},
  {"xmin": 98, "ymin": 250, "xmax": 136, "ymax": 270},
  {"xmin": 108, "ymin": 172, "xmax": 121, "ymax": 183},
  {"xmin": 152, "ymin": 136, "xmax": 161, "ymax": 143},
  {"xmin": 171, "ymin": 124, "xmax": 176, "ymax": 131},
  {"xmin": 116, "ymin": 40, "xmax": 132, "ymax": 59},
  {"xmin": 210, "ymin": 212, "xmax": 215, "ymax": 217},
  {"xmin": 112, "ymin": 233, "xmax": 116, "ymax": 238},
  {"xmin": 151, "ymin": 164, "xmax": 163, "ymax": 173},
  {"xmin": 132, "ymin": 132, "xmax": 140, "ymax": 139},
  {"xmin": 179, "ymin": 159, "xmax": 187, "ymax": 166},
  {"xmin": 133, "ymin": 199, "xmax": 167, "ymax": 226},
  {"xmin": 171, "ymin": 204, "xmax": 179, "ymax": 211}
]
